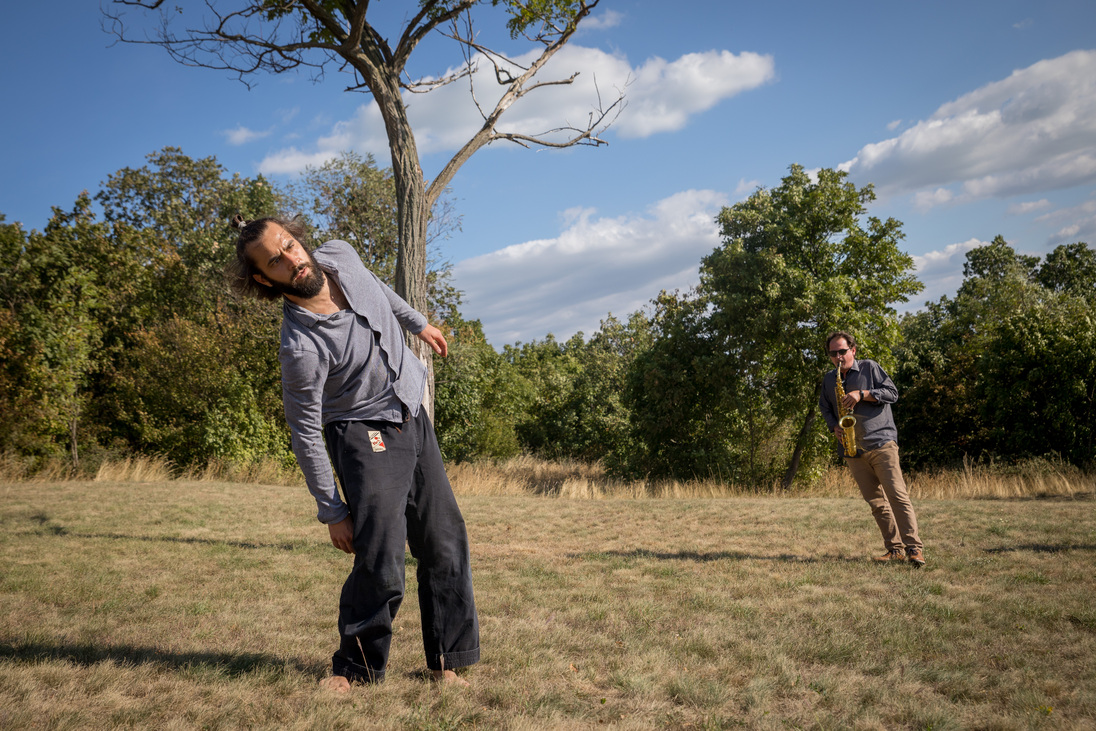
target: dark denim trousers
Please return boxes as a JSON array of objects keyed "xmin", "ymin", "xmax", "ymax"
[{"xmin": 324, "ymin": 411, "xmax": 480, "ymax": 683}]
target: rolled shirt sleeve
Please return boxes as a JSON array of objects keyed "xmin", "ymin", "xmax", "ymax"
[{"xmin": 863, "ymin": 361, "xmax": 898, "ymax": 405}]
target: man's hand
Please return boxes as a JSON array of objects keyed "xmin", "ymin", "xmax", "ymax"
[
  {"xmin": 417, "ymin": 324, "xmax": 448, "ymax": 358},
  {"xmin": 328, "ymin": 517, "xmax": 355, "ymax": 554}
]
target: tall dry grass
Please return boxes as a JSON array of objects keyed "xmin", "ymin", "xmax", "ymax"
[
  {"xmin": 0, "ymin": 453, "xmax": 303, "ymax": 488},
  {"xmin": 3, "ymin": 451, "xmax": 1092, "ymax": 500},
  {"xmin": 909, "ymin": 454, "xmax": 1095, "ymax": 499},
  {"xmin": 447, "ymin": 453, "xmax": 1094, "ymax": 500}
]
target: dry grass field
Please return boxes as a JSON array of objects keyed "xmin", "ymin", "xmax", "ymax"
[{"xmin": 1, "ymin": 461, "xmax": 1094, "ymax": 729}]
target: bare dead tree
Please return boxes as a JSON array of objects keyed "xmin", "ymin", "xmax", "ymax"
[{"xmin": 104, "ymin": 0, "xmax": 624, "ymax": 416}]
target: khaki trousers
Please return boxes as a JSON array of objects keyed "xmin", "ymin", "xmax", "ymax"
[{"xmin": 845, "ymin": 440, "xmax": 922, "ymax": 551}]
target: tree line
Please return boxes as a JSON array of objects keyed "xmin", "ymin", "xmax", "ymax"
[{"xmin": 2, "ymin": 152, "xmax": 1093, "ymax": 486}]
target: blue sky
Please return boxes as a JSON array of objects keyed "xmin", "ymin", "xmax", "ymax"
[{"xmin": 3, "ymin": 1, "xmax": 1095, "ymax": 345}]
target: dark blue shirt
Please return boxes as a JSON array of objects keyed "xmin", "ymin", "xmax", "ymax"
[{"xmin": 819, "ymin": 358, "xmax": 900, "ymax": 455}]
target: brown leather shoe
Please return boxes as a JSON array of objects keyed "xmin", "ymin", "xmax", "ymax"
[
  {"xmin": 872, "ymin": 548, "xmax": 905, "ymax": 562},
  {"xmin": 906, "ymin": 547, "xmax": 925, "ymax": 567}
]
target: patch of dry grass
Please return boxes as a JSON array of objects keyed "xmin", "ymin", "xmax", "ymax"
[
  {"xmin": 909, "ymin": 455, "xmax": 1095, "ymax": 499},
  {"xmin": 94, "ymin": 455, "xmax": 175, "ymax": 483},
  {"xmin": 1, "ymin": 475, "xmax": 1094, "ymax": 729},
  {"xmin": 6, "ymin": 452, "xmax": 1092, "ymax": 502},
  {"xmin": 448, "ymin": 454, "xmax": 1095, "ymax": 501}
]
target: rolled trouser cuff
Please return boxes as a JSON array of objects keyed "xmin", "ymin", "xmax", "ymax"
[{"xmin": 426, "ymin": 647, "xmax": 480, "ymax": 672}]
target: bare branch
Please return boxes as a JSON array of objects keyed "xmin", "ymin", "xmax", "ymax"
[
  {"xmin": 488, "ymin": 77, "xmax": 625, "ymax": 149},
  {"xmin": 402, "ymin": 64, "xmax": 476, "ymax": 94},
  {"xmin": 427, "ymin": 1, "xmax": 624, "ymax": 204},
  {"xmin": 103, "ymin": 0, "xmax": 342, "ymax": 87}
]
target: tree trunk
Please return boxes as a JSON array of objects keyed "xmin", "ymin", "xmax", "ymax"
[
  {"xmin": 781, "ymin": 379, "xmax": 822, "ymax": 490},
  {"xmin": 374, "ymin": 71, "xmax": 436, "ymax": 420},
  {"xmin": 69, "ymin": 415, "xmax": 80, "ymax": 473}
]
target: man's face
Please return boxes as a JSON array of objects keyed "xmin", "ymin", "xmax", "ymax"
[
  {"xmin": 249, "ymin": 223, "xmax": 325, "ymax": 299},
  {"xmin": 828, "ymin": 337, "xmax": 856, "ymax": 370}
]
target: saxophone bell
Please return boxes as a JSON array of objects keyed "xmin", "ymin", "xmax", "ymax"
[{"xmin": 839, "ymin": 414, "xmax": 858, "ymax": 457}]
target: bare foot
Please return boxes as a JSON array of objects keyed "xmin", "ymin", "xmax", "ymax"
[
  {"xmin": 320, "ymin": 675, "xmax": 351, "ymax": 692},
  {"xmin": 431, "ymin": 669, "xmax": 470, "ymax": 687}
]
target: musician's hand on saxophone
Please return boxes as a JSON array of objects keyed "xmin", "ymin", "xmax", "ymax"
[{"xmin": 841, "ymin": 389, "xmax": 862, "ymax": 412}]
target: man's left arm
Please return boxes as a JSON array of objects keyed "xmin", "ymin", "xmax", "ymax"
[
  {"xmin": 367, "ymin": 270, "xmax": 448, "ymax": 357},
  {"xmin": 863, "ymin": 361, "xmax": 899, "ymax": 404}
]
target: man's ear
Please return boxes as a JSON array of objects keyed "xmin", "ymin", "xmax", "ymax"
[{"xmin": 253, "ymin": 272, "xmax": 272, "ymax": 288}]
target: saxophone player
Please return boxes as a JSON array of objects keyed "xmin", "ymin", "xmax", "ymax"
[{"xmin": 820, "ymin": 331, "xmax": 925, "ymax": 567}]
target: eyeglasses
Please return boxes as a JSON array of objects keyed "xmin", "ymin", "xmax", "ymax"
[{"xmin": 828, "ymin": 348, "xmax": 850, "ymax": 357}]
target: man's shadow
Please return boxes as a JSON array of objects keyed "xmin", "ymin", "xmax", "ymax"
[
  {"xmin": 984, "ymin": 543, "xmax": 1096, "ymax": 554},
  {"xmin": 572, "ymin": 548, "xmax": 856, "ymax": 563},
  {"xmin": 0, "ymin": 638, "xmax": 325, "ymax": 679}
]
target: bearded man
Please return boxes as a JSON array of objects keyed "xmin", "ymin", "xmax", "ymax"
[{"xmin": 230, "ymin": 215, "xmax": 479, "ymax": 688}]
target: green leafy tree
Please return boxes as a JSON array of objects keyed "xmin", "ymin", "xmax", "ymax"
[
  {"xmin": 0, "ymin": 216, "xmax": 38, "ymax": 457},
  {"xmin": 434, "ymin": 314, "xmax": 533, "ymax": 461},
  {"xmin": 979, "ymin": 296, "xmax": 1095, "ymax": 466},
  {"xmin": 623, "ymin": 290, "xmax": 751, "ymax": 481},
  {"xmin": 506, "ymin": 312, "xmax": 653, "ymax": 467},
  {"xmin": 628, "ymin": 165, "xmax": 923, "ymax": 486},
  {"xmin": 893, "ymin": 236, "xmax": 1036, "ymax": 469},
  {"xmin": 564, "ymin": 312, "xmax": 653, "ymax": 469},
  {"xmin": 0, "ymin": 200, "xmax": 111, "ymax": 467},
  {"xmin": 88, "ymin": 149, "xmax": 288, "ymax": 464},
  {"xmin": 1036, "ymin": 241, "xmax": 1096, "ymax": 299},
  {"xmin": 896, "ymin": 238, "xmax": 1096, "ymax": 469},
  {"xmin": 105, "ymin": 0, "xmax": 624, "ymax": 416},
  {"xmin": 285, "ymin": 151, "xmax": 400, "ymax": 281},
  {"xmin": 96, "ymin": 147, "xmax": 280, "ymax": 319},
  {"xmin": 115, "ymin": 311, "xmax": 292, "ymax": 467},
  {"xmin": 504, "ymin": 333, "xmax": 586, "ymax": 458}
]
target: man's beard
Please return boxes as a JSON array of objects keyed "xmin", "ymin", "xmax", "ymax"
[{"xmin": 268, "ymin": 252, "xmax": 326, "ymax": 299}]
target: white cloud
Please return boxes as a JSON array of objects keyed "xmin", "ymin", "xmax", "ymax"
[
  {"xmin": 452, "ymin": 189, "xmax": 729, "ymax": 344},
  {"xmin": 906, "ymin": 238, "xmax": 986, "ymax": 308},
  {"xmin": 1006, "ymin": 199, "xmax": 1052, "ymax": 215},
  {"xmin": 913, "ymin": 187, "xmax": 953, "ymax": 211},
  {"xmin": 886, "ymin": 119, "xmax": 902, "ymax": 131},
  {"xmin": 256, "ymin": 44, "xmax": 774, "ymax": 174},
  {"xmin": 614, "ymin": 50, "xmax": 775, "ymax": 138},
  {"xmin": 258, "ymin": 146, "xmax": 338, "ymax": 174},
  {"xmin": 734, "ymin": 178, "xmax": 762, "ymax": 196},
  {"xmin": 842, "ymin": 50, "xmax": 1096, "ymax": 207},
  {"xmin": 581, "ymin": 9, "xmax": 623, "ymax": 31},
  {"xmin": 1035, "ymin": 195, "xmax": 1096, "ymax": 245},
  {"xmin": 224, "ymin": 125, "xmax": 272, "ymax": 146}
]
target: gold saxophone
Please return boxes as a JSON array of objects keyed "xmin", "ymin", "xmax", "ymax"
[{"xmin": 834, "ymin": 367, "xmax": 859, "ymax": 457}]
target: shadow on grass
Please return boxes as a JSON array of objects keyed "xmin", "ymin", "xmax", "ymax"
[
  {"xmin": 19, "ymin": 514, "xmax": 308, "ymax": 551},
  {"xmin": 572, "ymin": 549, "xmax": 863, "ymax": 563},
  {"xmin": 81, "ymin": 532, "xmax": 305, "ymax": 551},
  {"xmin": 0, "ymin": 638, "xmax": 326, "ymax": 679},
  {"xmin": 984, "ymin": 543, "xmax": 1096, "ymax": 554}
]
